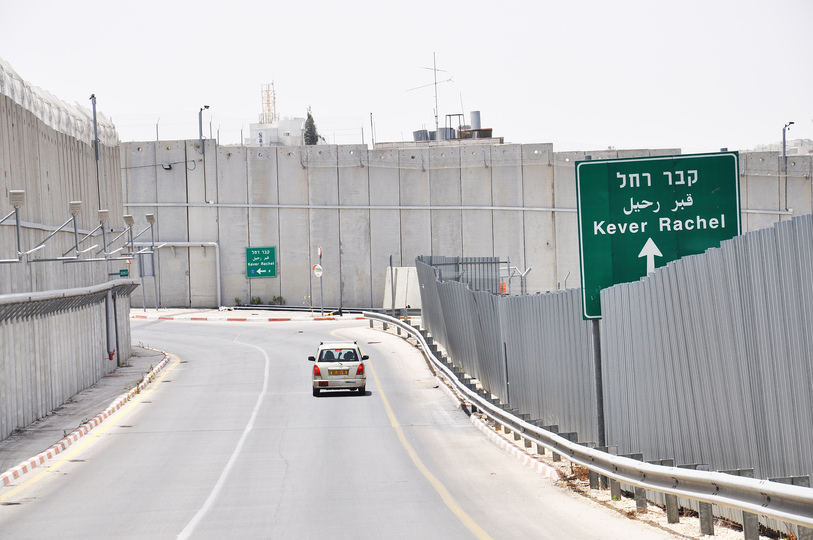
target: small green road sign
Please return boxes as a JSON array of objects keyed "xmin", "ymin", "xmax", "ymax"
[
  {"xmin": 576, "ymin": 152, "xmax": 740, "ymax": 319},
  {"xmin": 246, "ymin": 246, "xmax": 277, "ymax": 278},
  {"xmin": 119, "ymin": 269, "xmax": 129, "ymax": 277}
]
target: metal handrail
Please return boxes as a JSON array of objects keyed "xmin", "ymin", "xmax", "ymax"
[
  {"xmin": 0, "ymin": 280, "xmax": 140, "ymax": 324},
  {"xmin": 363, "ymin": 311, "xmax": 813, "ymax": 529}
]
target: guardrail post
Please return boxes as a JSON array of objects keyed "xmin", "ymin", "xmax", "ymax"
[
  {"xmin": 557, "ymin": 432, "xmax": 578, "ymax": 462},
  {"xmin": 610, "ymin": 477, "xmax": 622, "ymax": 501},
  {"xmin": 624, "ymin": 453, "xmax": 647, "ymax": 512},
  {"xmin": 738, "ymin": 470, "xmax": 758, "ymax": 540},
  {"xmin": 538, "ymin": 425, "xmax": 560, "ymax": 460},
  {"xmin": 596, "ymin": 446, "xmax": 616, "ymax": 489},
  {"xmin": 531, "ymin": 421, "xmax": 547, "ymax": 455},
  {"xmin": 649, "ymin": 459, "xmax": 678, "ymax": 523},
  {"xmin": 695, "ymin": 464, "xmax": 714, "ymax": 535},
  {"xmin": 589, "ymin": 469, "xmax": 599, "ymax": 489},
  {"xmin": 721, "ymin": 469, "xmax": 757, "ymax": 538}
]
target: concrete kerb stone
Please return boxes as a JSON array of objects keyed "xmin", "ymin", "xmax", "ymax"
[
  {"xmin": 130, "ymin": 309, "xmax": 366, "ymax": 323},
  {"xmin": 436, "ymin": 376, "xmax": 464, "ymax": 409},
  {"xmin": 469, "ymin": 414, "xmax": 561, "ymax": 483},
  {"xmin": 0, "ymin": 350, "xmax": 171, "ymax": 487}
]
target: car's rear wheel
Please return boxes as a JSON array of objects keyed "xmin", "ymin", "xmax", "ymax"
[
  {"xmin": 312, "ymin": 388, "xmax": 320, "ymax": 396},
  {"xmin": 357, "ymin": 386, "xmax": 365, "ymax": 395}
]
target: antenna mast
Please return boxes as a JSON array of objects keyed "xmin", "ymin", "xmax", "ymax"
[{"xmin": 261, "ymin": 82, "xmax": 279, "ymax": 124}]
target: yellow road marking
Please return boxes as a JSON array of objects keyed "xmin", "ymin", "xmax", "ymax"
[
  {"xmin": 331, "ymin": 328, "xmax": 492, "ymax": 540},
  {"xmin": 0, "ymin": 353, "xmax": 182, "ymax": 503}
]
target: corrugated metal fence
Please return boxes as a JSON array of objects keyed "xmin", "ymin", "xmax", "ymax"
[
  {"xmin": 601, "ymin": 213, "xmax": 813, "ymax": 481},
  {"xmin": 417, "ymin": 212, "xmax": 813, "ymax": 488},
  {"xmin": 416, "ymin": 257, "xmax": 599, "ymax": 443},
  {"xmin": 0, "ymin": 281, "xmax": 138, "ymax": 442}
]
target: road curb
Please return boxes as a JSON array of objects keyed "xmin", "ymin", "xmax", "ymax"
[
  {"xmin": 131, "ymin": 314, "xmax": 365, "ymax": 322},
  {"xmin": 0, "ymin": 351, "xmax": 171, "ymax": 487},
  {"xmin": 469, "ymin": 414, "xmax": 561, "ymax": 483},
  {"xmin": 436, "ymin": 376, "xmax": 464, "ymax": 409}
]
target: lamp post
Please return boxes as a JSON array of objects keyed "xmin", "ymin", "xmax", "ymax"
[
  {"xmin": 782, "ymin": 121, "xmax": 794, "ymax": 173},
  {"xmin": 199, "ymin": 105, "xmax": 209, "ymax": 154},
  {"xmin": 783, "ymin": 121, "xmax": 794, "ymax": 213}
]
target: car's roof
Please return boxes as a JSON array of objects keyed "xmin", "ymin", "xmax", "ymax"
[{"xmin": 317, "ymin": 341, "xmax": 359, "ymax": 350}]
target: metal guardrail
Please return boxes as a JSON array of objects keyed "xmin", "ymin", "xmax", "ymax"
[{"xmin": 363, "ymin": 311, "xmax": 813, "ymax": 530}]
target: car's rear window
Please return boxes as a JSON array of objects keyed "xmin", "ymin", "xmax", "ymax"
[{"xmin": 318, "ymin": 348, "xmax": 359, "ymax": 362}]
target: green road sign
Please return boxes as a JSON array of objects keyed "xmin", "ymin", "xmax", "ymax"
[
  {"xmin": 119, "ymin": 269, "xmax": 129, "ymax": 278},
  {"xmin": 246, "ymin": 246, "xmax": 277, "ymax": 278},
  {"xmin": 576, "ymin": 152, "xmax": 740, "ymax": 319}
]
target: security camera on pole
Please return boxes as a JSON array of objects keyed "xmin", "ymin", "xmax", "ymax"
[{"xmin": 312, "ymin": 246, "xmax": 324, "ymax": 316}]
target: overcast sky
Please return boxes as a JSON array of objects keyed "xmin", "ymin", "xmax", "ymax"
[{"xmin": 2, "ymin": 0, "xmax": 811, "ymax": 153}]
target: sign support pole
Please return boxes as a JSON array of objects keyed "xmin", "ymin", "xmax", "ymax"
[
  {"xmin": 319, "ymin": 250, "xmax": 324, "ymax": 317},
  {"xmin": 592, "ymin": 319, "xmax": 606, "ymax": 447}
]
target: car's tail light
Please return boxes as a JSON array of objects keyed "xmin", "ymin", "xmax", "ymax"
[
  {"xmin": 356, "ymin": 363, "xmax": 364, "ymax": 375},
  {"xmin": 313, "ymin": 365, "xmax": 322, "ymax": 377}
]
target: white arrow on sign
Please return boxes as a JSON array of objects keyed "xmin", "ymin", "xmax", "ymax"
[
  {"xmin": 638, "ymin": 237, "xmax": 663, "ymax": 275},
  {"xmin": 257, "ymin": 268, "xmax": 266, "ymax": 274}
]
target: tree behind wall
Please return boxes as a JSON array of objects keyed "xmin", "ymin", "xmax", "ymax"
[{"xmin": 304, "ymin": 111, "xmax": 319, "ymax": 145}]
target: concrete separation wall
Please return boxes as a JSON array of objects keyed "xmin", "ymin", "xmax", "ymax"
[
  {"xmin": 0, "ymin": 56, "xmax": 135, "ymax": 445},
  {"xmin": 121, "ymin": 139, "xmax": 813, "ymax": 310}
]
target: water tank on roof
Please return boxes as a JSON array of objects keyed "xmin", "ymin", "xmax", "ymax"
[
  {"xmin": 437, "ymin": 127, "xmax": 455, "ymax": 140},
  {"xmin": 470, "ymin": 111, "xmax": 481, "ymax": 130},
  {"xmin": 413, "ymin": 129, "xmax": 429, "ymax": 142}
]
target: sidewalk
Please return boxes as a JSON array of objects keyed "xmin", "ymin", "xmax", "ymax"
[
  {"xmin": 129, "ymin": 307, "xmax": 368, "ymax": 322},
  {"xmin": 0, "ymin": 346, "xmax": 165, "ymax": 475}
]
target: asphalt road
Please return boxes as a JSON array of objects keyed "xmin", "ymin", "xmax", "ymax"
[{"xmin": 0, "ymin": 318, "xmax": 676, "ymax": 539}]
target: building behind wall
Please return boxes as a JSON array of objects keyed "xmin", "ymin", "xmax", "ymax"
[{"xmin": 244, "ymin": 117, "xmax": 306, "ymax": 147}]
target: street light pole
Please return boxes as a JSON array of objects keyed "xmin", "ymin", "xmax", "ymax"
[
  {"xmin": 783, "ymin": 121, "xmax": 794, "ymax": 213},
  {"xmin": 199, "ymin": 105, "xmax": 209, "ymax": 154},
  {"xmin": 782, "ymin": 121, "xmax": 794, "ymax": 173}
]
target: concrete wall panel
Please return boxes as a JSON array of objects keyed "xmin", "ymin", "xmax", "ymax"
[
  {"xmin": 185, "ymin": 141, "xmax": 219, "ymax": 307},
  {"xmin": 743, "ymin": 152, "xmax": 781, "ymax": 232},
  {"xmin": 787, "ymin": 156, "xmax": 812, "ymax": 217},
  {"xmin": 338, "ymin": 145, "xmax": 372, "ymax": 308},
  {"xmin": 429, "ymin": 147, "xmax": 462, "ymax": 258},
  {"xmin": 247, "ymin": 147, "xmax": 281, "ymax": 304},
  {"xmin": 491, "ymin": 144, "xmax": 525, "ymax": 270},
  {"xmin": 277, "ymin": 148, "xmax": 311, "ymax": 308},
  {"xmin": 369, "ymin": 148, "xmax": 401, "ymax": 307},
  {"xmin": 553, "ymin": 151, "xmax": 584, "ymax": 289},
  {"xmin": 217, "ymin": 146, "xmax": 249, "ymax": 304},
  {"xmin": 461, "ymin": 146, "xmax": 494, "ymax": 257},
  {"xmin": 155, "ymin": 141, "xmax": 190, "ymax": 308},
  {"xmin": 522, "ymin": 144, "xmax": 556, "ymax": 292},
  {"xmin": 307, "ymin": 145, "xmax": 340, "ymax": 307},
  {"xmin": 399, "ymin": 148, "xmax": 431, "ymax": 266}
]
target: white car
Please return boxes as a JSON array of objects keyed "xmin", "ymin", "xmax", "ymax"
[{"xmin": 309, "ymin": 341, "xmax": 368, "ymax": 396}]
